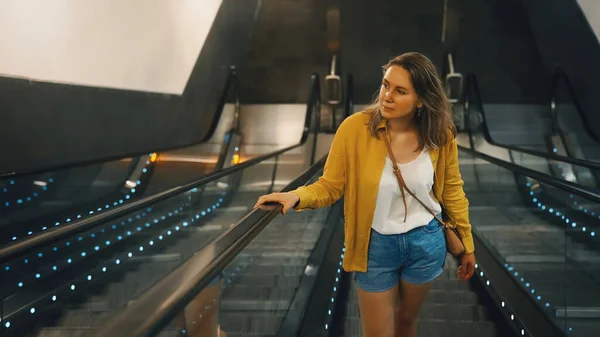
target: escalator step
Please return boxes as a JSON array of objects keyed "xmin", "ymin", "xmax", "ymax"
[{"xmin": 344, "ymin": 318, "xmax": 498, "ymax": 337}]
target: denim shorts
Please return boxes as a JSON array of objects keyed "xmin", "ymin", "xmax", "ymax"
[{"xmin": 354, "ymin": 216, "xmax": 447, "ymax": 292}]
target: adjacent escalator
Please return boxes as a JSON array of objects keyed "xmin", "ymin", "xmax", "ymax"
[{"xmin": 0, "ymin": 74, "xmax": 321, "ymax": 337}]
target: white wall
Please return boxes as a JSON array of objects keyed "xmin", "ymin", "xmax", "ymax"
[
  {"xmin": 0, "ymin": 0, "xmax": 223, "ymax": 94},
  {"xmin": 577, "ymin": 0, "xmax": 600, "ymax": 42}
]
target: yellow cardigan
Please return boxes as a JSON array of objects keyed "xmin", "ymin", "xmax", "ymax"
[{"xmin": 291, "ymin": 112, "xmax": 474, "ymax": 272}]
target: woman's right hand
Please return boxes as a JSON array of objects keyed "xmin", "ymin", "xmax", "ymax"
[{"xmin": 253, "ymin": 192, "xmax": 300, "ymax": 215}]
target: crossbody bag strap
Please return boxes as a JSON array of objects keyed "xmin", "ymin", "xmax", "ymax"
[{"xmin": 381, "ymin": 128, "xmax": 446, "ymax": 227}]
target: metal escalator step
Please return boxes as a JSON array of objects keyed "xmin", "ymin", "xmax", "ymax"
[
  {"xmin": 220, "ymin": 312, "xmax": 285, "ymax": 335},
  {"xmin": 220, "ymin": 299, "xmax": 291, "ymax": 311},
  {"xmin": 347, "ymin": 289, "xmax": 480, "ymax": 305},
  {"xmin": 224, "ymin": 275, "xmax": 301, "ymax": 288},
  {"xmin": 344, "ymin": 318, "xmax": 498, "ymax": 337},
  {"xmin": 221, "ymin": 287, "xmax": 296, "ymax": 304},
  {"xmin": 36, "ymin": 327, "xmax": 93, "ymax": 337},
  {"xmin": 344, "ymin": 303, "xmax": 489, "ymax": 321},
  {"xmin": 223, "ymin": 265, "xmax": 305, "ymax": 277}
]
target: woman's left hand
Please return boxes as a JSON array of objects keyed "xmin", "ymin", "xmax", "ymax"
[{"xmin": 457, "ymin": 253, "xmax": 476, "ymax": 282}]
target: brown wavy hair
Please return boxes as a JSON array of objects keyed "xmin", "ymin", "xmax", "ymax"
[{"xmin": 363, "ymin": 52, "xmax": 456, "ymax": 150}]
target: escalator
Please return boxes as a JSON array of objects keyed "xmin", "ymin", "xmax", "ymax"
[
  {"xmin": 7, "ymin": 69, "xmax": 600, "ymax": 337},
  {"xmin": 0, "ymin": 70, "xmax": 243, "ymax": 249},
  {"xmin": 59, "ymin": 72, "xmax": 596, "ymax": 337},
  {"xmin": 0, "ymin": 74, "xmax": 321, "ymax": 337}
]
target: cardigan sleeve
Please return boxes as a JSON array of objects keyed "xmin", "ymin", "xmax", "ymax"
[
  {"xmin": 290, "ymin": 122, "xmax": 347, "ymax": 210},
  {"xmin": 442, "ymin": 137, "xmax": 475, "ymax": 254}
]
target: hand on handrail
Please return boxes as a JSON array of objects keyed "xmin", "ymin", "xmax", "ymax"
[{"xmin": 253, "ymin": 192, "xmax": 300, "ymax": 215}]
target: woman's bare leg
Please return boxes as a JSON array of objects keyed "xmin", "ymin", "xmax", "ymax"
[
  {"xmin": 356, "ymin": 282, "xmax": 400, "ymax": 337},
  {"xmin": 394, "ymin": 279, "xmax": 432, "ymax": 337}
]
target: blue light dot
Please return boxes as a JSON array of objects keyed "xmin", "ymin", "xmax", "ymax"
[
  {"xmin": 159, "ymin": 235, "xmax": 164, "ymax": 240},
  {"xmin": 545, "ymin": 303, "xmax": 550, "ymax": 307},
  {"xmin": 592, "ymin": 232, "xmax": 596, "ymax": 237},
  {"xmin": 128, "ymin": 252, "xmax": 133, "ymax": 257},
  {"xmin": 118, "ymin": 236, "xmax": 123, "ymax": 240},
  {"xmin": 167, "ymin": 231, "xmax": 172, "ymax": 235},
  {"xmin": 5, "ymin": 266, "xmax": 10, "ymax": 271},
  {"xmin": 572, "ymin": 223, "xmax": 577, "ymax": 228},
  {"xmin": 116, "ymin": 259, "xmax": 121, "ymax": 264},
  {"xmin": 102, "ymin": 267, "xmax": 107, "ymax": 272},
  {"xmin": 105, "ymin": 204, "xmax": 110, "ymax": 209},
  {"xmin": 68, "ymin": 259, "xmax": 72, "ymax": 263},
  {"xmin": 12, "ymin": 236, "xmax": 16, "ymax": 240},
  {"xmin": 28, "ymin": 231, "xmax": 32, "ymax": 235},
  {"xmin": 137, "ymin": 180, "xmax": 141, "ymax": 185},
  {"xmin": 30, "ymin": 308, "xmax": 35, "ymax": 314},
  {"xmin": 34, "ymin": 193, "xmax": 38, "ymax": 197},
  {"xmin": 95, "ymin": 246, "xmax": 100, "ymax": 251},
  {"xmin": 66, "ymin": 218, "xmax": 71, "ymax": 222},
  {"xmin": 126, "ymin": 195, "xmax": 131, "ymax": 200},
  {"xmin": 119, "ymin": 200, "xmax": 124, "ymax": 204},
  {"xmin": 131, "ymin": 188, "xmax": 136, "ymax": 193},
  {"xmin": 5, "ymin": 322, "xmax": 10, "ymax": 328},
  {"xmin": 106, "ymin": 240, "xmax": 111, "ymax": 245},
  {"xmin": 52, "ymin": 295, "xmax": 57, "ymax": 301},
  {"xmin": 71, "ymin": 285, "xmax": 75, "ymax": 290},
  {"xmin": 143, "ymin": 168, "xmax": 147, "ymax": 173},
  {"xmin": 5, "ymin": 202, "xmax": 9, "ymax": 207},
  {"xmin": 583, "ymin": 227, "xmax": 587, "ymax": 232},
  {"xmin": 139, "ymin": 246, "xmax": 144, "ymax": 251},
  {"xmin": 24, "ymin": 259, "xmax": 29, "ymax": 264},
  {"xmin": 10, "ymin": 180, "xmax": 14, "ymax": 184},
  {"xmin": 38, "ymin": 253, "xmax": 43, "ymax": 258},
  {"xmin": 150, "ymin": 241, "xmax": 154, "ymax": 245},
  {"xmin": 137, "ymin": 227, "xmax": 142, "ymax": 231},
  {"xmin": 18, "ymin": 282, "xmax": 23, "ymax": 287},
  {"xmin": 53, "ymin": 266, "xmax": 57, "ymax": 271},
  {"xmin": 49, "ymin": 178, "xmax": 54, "ymax": 183},
  {"xmin": 17, "ymin": 199, "xmax": 23, "ymax": 204},
  {"xmin": 537, "ymin": 296, "xmax": 542, "ymax": 300},
  {"xmin": 36, "ymin": 273, "xmax": 40, "ymax": 279},
  {"xmin": 87, "ymin": 275, "xmax": 92, "ymax": 281}
]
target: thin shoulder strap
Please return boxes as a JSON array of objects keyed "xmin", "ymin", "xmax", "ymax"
[{"xmin": 381, "ymin": 128, "xmax": 446, "ymax": 226}]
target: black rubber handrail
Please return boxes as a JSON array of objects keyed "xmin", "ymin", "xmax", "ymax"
[
  {"xmin": 0, "ymin": 74, "xmax": 321, "ymax": 265},
  {"xmin": 463, "ymin": 72, "xmax": 600, "ymax": 170},
  {"xmin": 551, "ymin": 65, "xmax": 600, "ymax": 143},
  {"xmin": 88, "ymin": 151, "xmax": 329, "ymax": 337},
  {"xmin": 0, "ymin": 67, "xmax": 239, "ymax": 179},
  {"xmin": 458, "ymin": 145, "xmax": 600, "ymax": 204}
]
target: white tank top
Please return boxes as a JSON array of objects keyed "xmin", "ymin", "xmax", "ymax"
[{"xmin": 371, "ymin": 149, "xmax": 442, "ymax": 234}]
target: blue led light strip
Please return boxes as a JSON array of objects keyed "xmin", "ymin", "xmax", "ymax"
[
  {"xmin": 9, "ymin": 154, "xmax": 155, "ymax": 243},
  {"xmin": 2, "ymin": 192, "xmax": 228, "ymax": 331}
]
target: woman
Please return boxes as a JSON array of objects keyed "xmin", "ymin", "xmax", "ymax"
[{"xmin": 254, "ymin": 52, "xmax": 476, "ymax": 337}]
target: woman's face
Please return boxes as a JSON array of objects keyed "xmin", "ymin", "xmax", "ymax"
[{"xmin": 379, "ymin": 65, "xmax": 423, "ymax": 120}]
